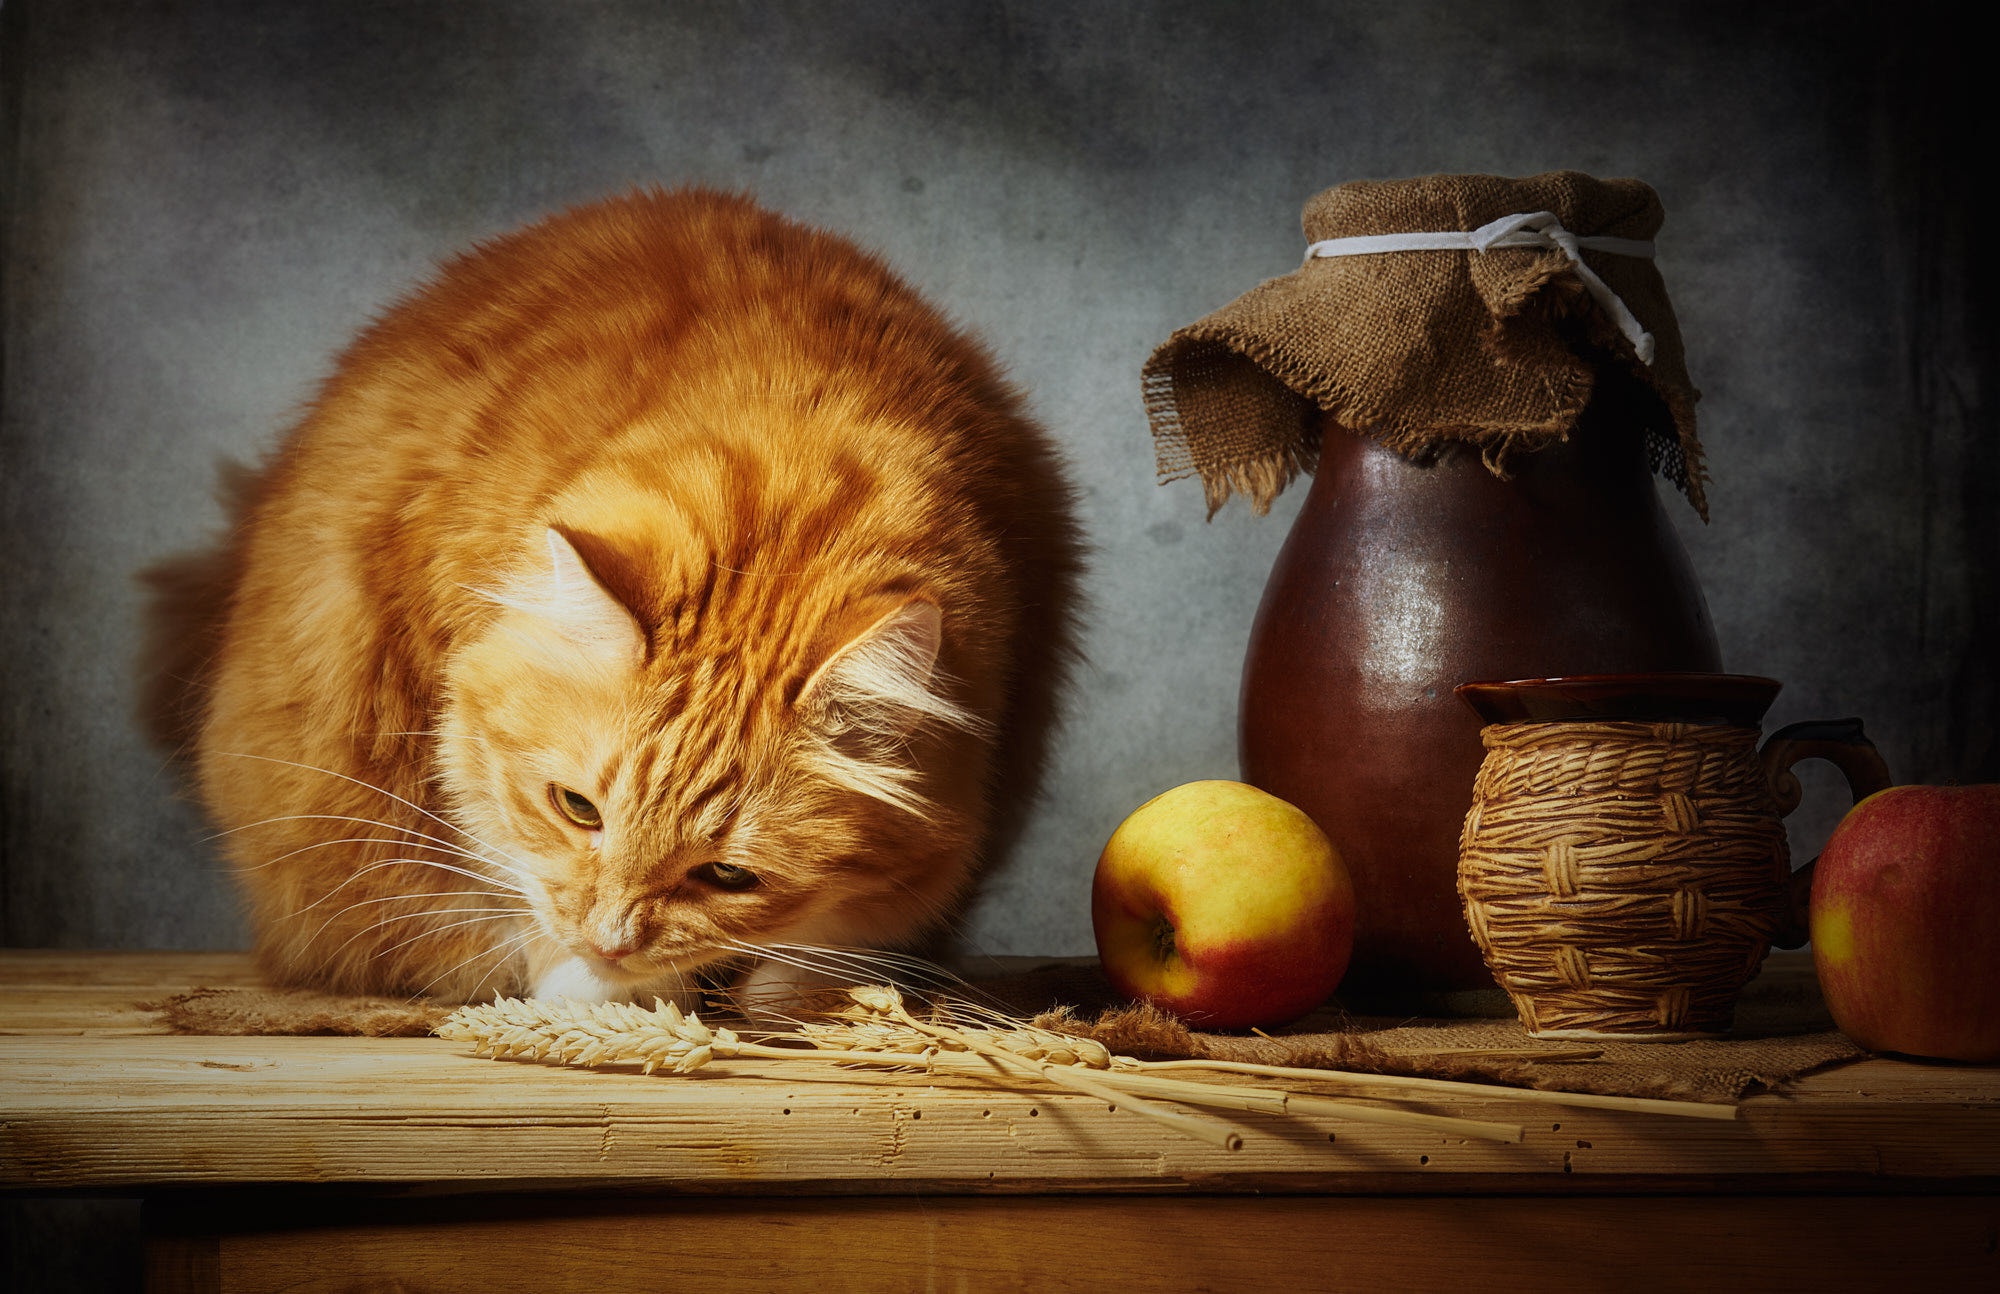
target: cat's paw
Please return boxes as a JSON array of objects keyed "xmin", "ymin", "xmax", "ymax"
[
  {"xmin": 530, "ymin": 955, "xmax": 699, "ymax": 1011},
  {"xmin": 530, "ymin": 955, "xmax": 622, "ymax": 1002}
]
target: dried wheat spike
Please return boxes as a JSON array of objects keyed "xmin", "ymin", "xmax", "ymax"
[{"xmin": 438, "ymin": 995, "xmax": 742, "ymax": 1074}]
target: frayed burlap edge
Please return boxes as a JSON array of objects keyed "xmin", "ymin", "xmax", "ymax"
[
  {"xmin": 1036, "ymin": 1001, "xmax": 1549, "ymax": 1092},
  {"xmin": 1143, "ymin": 172, "xmax": 1711, "ymax": 521},
  {"xmin": 1143, "ymin": 325, "xmax": 1618, "ymax": 519},
  {"xmin": 146, "ymin": 986, "xmax": 448, "ymax": 1037},
  {"xmin": 1034, "ymin": 1001, "xmax": 1862, "ymax": 1104},
  {"xmin": 1143, "ymin": 274, "xmax": 1708, "ymax": 521},
  {"xmin": 1142, "ymin": 351, "xmax": 1319, "ymax": 519}
]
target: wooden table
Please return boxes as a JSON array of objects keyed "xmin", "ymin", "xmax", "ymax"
[{"xmin": 2, "ymin": 951, "xmax": 1995, "ymax": 1292}]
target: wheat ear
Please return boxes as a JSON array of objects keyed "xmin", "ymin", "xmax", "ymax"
[
  {"xmin": 439, "ymin": 987, "xmax": 1528, "ymax": 1148},
  {"xmin": 842, "ymin": 988, "xmax": 1521, "ymax": 1144}
]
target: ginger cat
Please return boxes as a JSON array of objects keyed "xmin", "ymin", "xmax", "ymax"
[{"xmin": 142, "ymin": 189, "xmax": 1082, "ymax": 1010}]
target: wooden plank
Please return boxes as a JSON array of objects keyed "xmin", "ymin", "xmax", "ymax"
[
  {"xmin": 142, "ymin": 1193, "xmax": 2000, "ymax": 1293},
  {"xmin": 2, "ymin": 1033, "xmax": 1996, "ymax": 1191},
  {"xmin": 0, "ymin": 951, "xmax": 262, "ymax": 1036},
  {"xmin": 0, "ymin": 950, "xmax": 260, "ymax": 991},
  {"xmin": 4, "ymin": 949, "xmax": 1996, "ymax": 1193}
]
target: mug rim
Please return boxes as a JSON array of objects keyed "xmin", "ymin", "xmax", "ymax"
[{"xmin": 1454, "ymin": 672, "xmax": 1783, "ymax": 727}]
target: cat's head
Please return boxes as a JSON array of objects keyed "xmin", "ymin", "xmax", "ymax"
[{"xmin": 435, "ymin": 528, "xmax": 985, "ymax": 989}]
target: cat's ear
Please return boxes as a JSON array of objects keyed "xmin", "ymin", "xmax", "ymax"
[
  {"xmin": 520, "ymin": 528, "xmax": 646, "ymax": 667},
  {"xmin": 798, "ymin": 597, "xmax": 974, "ymax": 742}
]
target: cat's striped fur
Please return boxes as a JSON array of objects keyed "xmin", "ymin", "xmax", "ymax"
[{"xmin": 142, "ymin": 190, "xmax": 1082, "ymax": 1008}]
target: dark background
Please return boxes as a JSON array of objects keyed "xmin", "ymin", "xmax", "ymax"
[{"xmin": 3, "ymin": 1, "xmax": 1993, "ymax": 1285}]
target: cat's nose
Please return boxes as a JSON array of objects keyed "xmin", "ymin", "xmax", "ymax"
[
  {"xmin": 585, "ymin": 905, "xmax": 647, "ymax": 963},
  {"xmin": 589, "ymin": 938, "xmax": 639, "ymax": 963}
]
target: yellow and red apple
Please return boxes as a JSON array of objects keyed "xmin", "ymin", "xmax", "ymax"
[
  {"xmin": 1812, "ymin": 783, "xmax": 2000, "ymax": 1062},
  {"xmin": 1090, "ymin": 780, "xmax": 1354, "ymax": 1030}
]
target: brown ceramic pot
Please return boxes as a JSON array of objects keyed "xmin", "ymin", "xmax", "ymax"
[{"xmin": 1239, "ymin": 391, "xmax": 1723, "ymax": 992}]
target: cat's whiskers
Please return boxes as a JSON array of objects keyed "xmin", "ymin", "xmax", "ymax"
[
  {"xmin": 208, "ymin": 811, "xmax": 531, "ymax": 883},
  {"xmin": 212, "ymin": 751, "xmax": 521, "ymax": 867},
  {"xmin": 749, "ymin": 940, "xmax": 965, "ymax": 988},
  {"xmin": 716, "ymin": 940, "xmax": 846, "ymax": 984},
  {"xmin": 314, "ymin": 906, "xmax": 526, "ymax": 971},
  {"xmin": 719, "ymin": 938, "xmax": 954, "ymax": 992},
  {"xmin": 251, "ymin": 835, "xmax": 507, "ymax": 880},
  {"xmin": 637, "ymin": 962, "xmax": 696, "ymax": 1008},
  {"xmin": 211, "ymin": 808, "xmax": 542, "ymax": 920},
  {"xmin": 208, "ymin": 813, "xmax": 489, "ymax": 864},
  {"xmin": 408, "ymin": 926, "xmax": 539, "ymax": 1003},
  {"xmin": 288, "ymin": 885, "xmax": 523, "ymax": 929},
  {"xmin": 296, "ymin": 908, "xmax": 528, "ymax": 996},
  {"xmin": 298, "ymin": 888, "xmax": 527, "ymax": 964},
  {"xmin": 446, "ymin": 839, "xmax": 538, "ymax": 887},
  {"xmin": 722, "ymin": 938, "xmax": 1026, "ymax": 1017},
  {"xmin": 461, "ymin": 936, "xmax": 528, "ymax": 1002},
  {"xmin": 287, "ymin": 857, "xmax": 529, "ymax": 935},
  {"xmin": 365, "ymin": 909, "xmax": 531, "ymax": 963}
]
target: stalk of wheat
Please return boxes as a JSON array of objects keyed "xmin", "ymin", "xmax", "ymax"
[{"xmin": 439, "ymin": 985, "xmax": 1539, "ymax": 1150}]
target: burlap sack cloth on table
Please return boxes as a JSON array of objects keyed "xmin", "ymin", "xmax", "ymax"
[
  {"xmin": 1143, "ymin": 170, "xmax": 1709, "ymax": 519},
  {"xmin": 153, "ymin": 957, "xmax": 1860, "ymax": 1104},
  {"xmin": 1009, "ymin": 962, "xmax": 1860, "ymax": 1106}
]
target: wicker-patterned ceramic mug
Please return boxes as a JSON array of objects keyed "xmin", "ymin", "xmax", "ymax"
[{"xmin": 1453, "ymin": 673, "xmax": 1892, "ymax": 1041}]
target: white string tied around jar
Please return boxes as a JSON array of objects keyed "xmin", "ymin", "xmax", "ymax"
[{"xmin": 1304, "ymin": 210, "xmax": 1658, "ymax": 365}]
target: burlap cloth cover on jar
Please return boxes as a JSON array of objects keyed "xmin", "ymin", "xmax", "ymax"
[{"xmin": 1142, "ymin": 170, "xmax": 1707, "ymax": 518}]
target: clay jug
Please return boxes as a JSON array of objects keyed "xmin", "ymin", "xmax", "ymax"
[{"xmin": 1239, "ymin": 381, "xmax": 1722, "ymax": 992}]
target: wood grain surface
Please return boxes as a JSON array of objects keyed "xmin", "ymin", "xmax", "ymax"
[{"xmin": 3, "ymin": 951, "xmax": 1997, "ymax": 1195}]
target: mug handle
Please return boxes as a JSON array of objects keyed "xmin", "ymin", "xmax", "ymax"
[{"xmin": 1758, "ymin": 718, "xmax": 1895, "ymax": 949}]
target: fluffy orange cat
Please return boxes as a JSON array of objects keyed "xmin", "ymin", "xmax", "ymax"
[{"xmin": 143, "ymin": 189, "xmax": 1081, "ymax": 1009}]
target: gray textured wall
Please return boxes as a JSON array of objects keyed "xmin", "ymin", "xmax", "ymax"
[{"xmin": 3, "ymin": 0, "xmax": 1993, "ymax": 972}]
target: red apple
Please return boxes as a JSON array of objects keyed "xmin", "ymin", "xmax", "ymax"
[
  {"xmin": 1090, "ymin": 780, "xmax": 1354, "ymax": 1030},
  {"xmin": 1811, "ymin": 783, "xmax": 2000, "ymax": 1062}
]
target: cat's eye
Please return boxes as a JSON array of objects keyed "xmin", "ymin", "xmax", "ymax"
[
  {"xmin": 691, "ymin": 862, "xmax": 759, "ymax": 891},
  {"xmin": 549, "ymin": 785, "xmax": 602, "ymax": 830}
]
